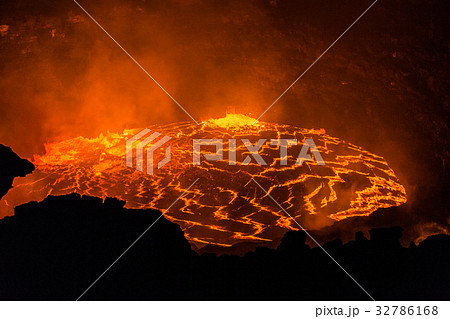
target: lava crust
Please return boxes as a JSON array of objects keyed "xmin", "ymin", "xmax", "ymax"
[{"xmin": 1, "ymin": 114, "xmax": 406, "ymax": 247}]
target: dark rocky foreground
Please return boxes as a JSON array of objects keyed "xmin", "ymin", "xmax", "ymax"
[
  {"xmin": 0, "ymin": 192, "xmax": 448, "ymax": 301},
  {"xmin": 0, "ymin": 143, "xmax": 449, "ymax": 300},
  {"xmin": 0, "ymin": 145, "xmax": 34, "ymax": 199}
]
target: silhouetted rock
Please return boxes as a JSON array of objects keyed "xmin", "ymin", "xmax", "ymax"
[
  {"xmin": 0, "ymin": 194, "xmax": 448, "ymax": 300},
  {"xmin": 197, "ymin": 242, "xmax": 272, "ymax": 257},
  {"xmin": 322, "ymin": 238, "xmax": 343, "ymax": 251},
  {"xmin": 0, "ymin": 145, "xmax": 34, "ymax": 199},
  {"xmin": 277, "ymin": 230, "xmax": 308, "ymax": 251},
  {"xmin": 0, "ymin": 193, "xmax": 193, "ymax": 300},
  {"xmin": 355, "ymin": 231, "xmax": 368, "ymax": 242},
  {"xmin": 369, "ymin": 227, "xmax": 403, "ymax": 249}
]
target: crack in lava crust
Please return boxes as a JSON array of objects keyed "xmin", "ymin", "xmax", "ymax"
[{"xmin": 1, "ymin": 114, "xmax": 407, "ymax": 247}]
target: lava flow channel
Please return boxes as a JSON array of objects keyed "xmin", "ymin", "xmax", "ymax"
[{"xmin": 1, "ymin": 114, "xmax": 407, "ymax": 247}]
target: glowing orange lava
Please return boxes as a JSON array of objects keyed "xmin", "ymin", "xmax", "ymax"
[{"xmin": 1, "ymin": 114, "xmax": 407, "ymax": 247}]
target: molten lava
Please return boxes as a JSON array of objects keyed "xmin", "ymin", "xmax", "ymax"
[{"xmin": 1, "ymin": 114, "xmax": 407, "ymax": 247}]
